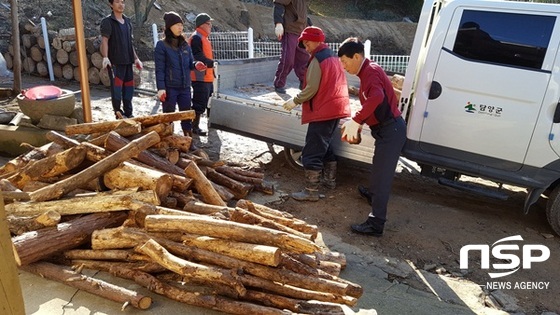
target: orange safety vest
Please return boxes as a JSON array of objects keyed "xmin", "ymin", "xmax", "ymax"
[{"xmin": 188, "ymin": 28, "xmax": 214, "ymax": 83}]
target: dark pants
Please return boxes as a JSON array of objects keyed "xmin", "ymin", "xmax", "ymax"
[
  {"xmin": 368, "ymin": 117, "xmax": 407, "ymax": 223},
  {"xmin": 110, "ymin": 64, "xmax": 134, "ymax": 117},
  {"xmin": 301, "ymin": 119, "xmax": 339, "ymax": 171},
  {"xmin": 162, "ymin": 87, "xmax": 192, "ymax": 131},
  {"xmin": 273, "ymin": 32, "xmax": 308, "ymax": 89},
  {"xmin": 192, "ymin": 81, "xmax": 213, "ymax": 116}
]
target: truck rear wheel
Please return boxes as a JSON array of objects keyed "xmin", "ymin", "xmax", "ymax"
[
  {"xmin": 283, "ymin": 147, "xmax": 303, "ymax": 170},
  {"xmin": 545, "ymin": 185, "xmax": 560, "ymax": 236}
]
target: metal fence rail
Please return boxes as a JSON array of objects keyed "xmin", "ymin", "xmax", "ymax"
[{"xmin": 152, "ymin": 26, "xmax": 410, "ymax": 74}]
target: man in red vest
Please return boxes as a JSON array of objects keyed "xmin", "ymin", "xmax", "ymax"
[
  {"xmin": 189, "ymin": 13, "xmax": 216, "ymax": 136},
  {"xmin": 282, "ymin": 26, "xmax": 351, "ymax": 201}
]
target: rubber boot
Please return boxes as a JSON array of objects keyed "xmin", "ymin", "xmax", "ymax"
[
  {"xmin": 322, "ymin": 161, "xmax": 337, "ymax": 189},
  {"xmin": 192, "ymin": 114, "xmax": 207, "ymax": 136},
  {"xmin": 291, "ymin": 169, "xmax": 321, "ymax": 202}
]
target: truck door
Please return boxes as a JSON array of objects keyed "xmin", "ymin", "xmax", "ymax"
[{"xmin": 418, "ymin": 8, "xmax": 557, "ymax": 171}]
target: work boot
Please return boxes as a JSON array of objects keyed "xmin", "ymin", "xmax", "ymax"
[
  {"xmin": 351, "ymin": 216, "xmax": 384, "ymax": 237},
  {"xmin": 322, "ymin": 161, "xmax": 337, "ymax": 189},
  {"xmin": 192, "ymin": 114, "xmax": 207, "ymax": 136},
  {"xmin": 291, "ymin": 169, "xmax": 321, "ymax": 202}
]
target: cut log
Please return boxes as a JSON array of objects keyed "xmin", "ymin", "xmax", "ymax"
[
  {"xmin": 183, "ymin": 199, "xmax": 229, "ymax": 215},
  {"xmin": 11, "ymin": 212, "xmax": 127, "ymax": 266},
  {"xmin": 63, "ymin": 40, "xmax": 76, "ymax": 53},
  {"xmin": 21, "ymin": 262, "xmax": 152, "ymax": 310},
  {"xmin": 0, "ymin": 142, "xmax": 55, "ymax": 176},
  {"xmin": 52, "ymin": 37, "xmax": 62, "ymax": 50},
  {"xmin": 103, "ymin": 163, "xmax": 173, "ymax": 200},
  {"xmin": 140, "ymin": 123, "xmax": 174, "ymax": 138},
  {"xmin": 99, "ymin": 66, "xmax": 111, "ymax": 86},
  {"xmin": 69, "ymin": 50, "xmax": 79, "ymax": 67},
  {"xmin": 183, "ymin": 160, "xmax": 226, "ymax": 206},
  {"xmin": 21, "ymin": 34, "xmax": 37, "ymax": 48},
  {"xmin": 28, "ymin": 131, "xmax": 160, "ymax": 202},
  {"xmin": 85, "ymin": 36, "xmax": 102, "ymax": 55},
  {"xmin": 211, "ymin": 182, "xmax": 235, "ymax": 202},
  {"xmin": 6, "ymin": 190, "xmax": 159, "ymax": 217},
  {"xmin": 22, "ymin": 57, "xmax": 35, "ymax": 73},
  {"xmin": 88, "ymin": 66, "xmax": 100, "ymax": 85},
  {"xmin": 29, "ymin": 45, "xmax": 43, "ymax": 62},
  {"xmin": 90, "ymin": 51, "xmax": 103, "ymax": 69},
  {"xmin": 137, "ymin": 239, "xmax": 246, "ymax": 296},
  {"xmin": 62, "ymin": 64, "xmax": 74, "ymax": 80},
  {"xmin": 7, "ymin": 145, "xmax": 87, "ymax": 189},
  {"xmin": 58, "ymin": 27, "xmax": 76, "ymax": 41},
  {"xmin": 52, "ymin": 62, "xmax": 62, "ymax": 78},
  {"xmin": 237, "ymin": 199, "xmax": 318, "ymax": 235},
  {"xmin": 227, "ymin": 207, "xmax": 315, "ymax": 241},
  {"xmin": 144, "ymin": 214, "xmax": 321, "ymax": 254},
  {"xmin": 107, "ymin": 266, "xmax": 293, "ymax": 315},
  {"xmin": 104, "ymin": 131, "xmax": 187, "ymax": 177},
  {"xmin": 180, "ymin": 233, "xmax": 281, "ymax": 267},
  {"xmin": 64, "ymin": 249, "xmax": 150, "ymax": 262},
  {"xmin": 71, "ymin": 259, "xmax": 167, "ymax": 274},
  {"xmin": 8, "ymin": 210, "xmax": 61, "ymax": 235},
  {"xmin": 56, "ymin": 48, "xmax": 68, "ymax": 65},
  {"xmin": 159, "ymin": 134, "xmax": 192, "ymax": 153},
  {"xmin": 206, "ymin": 168, "xmax": 252, "ymax": 199},
  {"xmin": 36, "ymin": 61, "xmax": 48, "ymax": 77}
]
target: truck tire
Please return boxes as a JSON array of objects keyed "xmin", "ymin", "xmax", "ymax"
[
  {"xmin": 283, "ymin": 147, "xmax": 303, "ymax": 170},
  {"xmin": 545, "ymin": 185, "xmax": 560, "ymax": 236}
]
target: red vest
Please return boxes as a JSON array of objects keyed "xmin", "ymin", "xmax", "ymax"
[{"xmin": 301, "ymin": 44, "xmax": 350, "ymax": 124}]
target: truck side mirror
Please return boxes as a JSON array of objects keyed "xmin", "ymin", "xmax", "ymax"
[{"xmin": 429, "ymin": 81, "xmax": 442, "ymax": 100}]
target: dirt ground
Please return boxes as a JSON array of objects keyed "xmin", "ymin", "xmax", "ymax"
[{"xmin": 2, "ymin": 68, "xmax": 560, "ymax": 314}]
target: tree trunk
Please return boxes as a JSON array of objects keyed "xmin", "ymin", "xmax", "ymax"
[
  {"xmin": 236, "ymin": 199, "xmax": 318, "ymax": 236},
  {"xmin": 183, "ymin": 160, "xmax": 226, "ymax": 206},
  {"xmin": 11, "ymin": 212, "xmax": 127, "ymax": 266},
  {"xmin": 107, "ymin": 266, "xmax": 293, "ymax": 315},
  {"xmin": 103, "ymin": 163, "xmax": 173, "ymax": 200},
  {"xmin": 28, "ymin": 131, "xmax": 160, "ymax": 202},
  {"xmin": 8, "ymin": 210, "xmax": 61, "ymax": 235},
  {"xmin": 21, "ymin": 262, "xmax": 152, "ymax": 310},
  {"xmin": 7, "ymin": 145, "xmax": 87, "ymax": 189},
  {"xmin": 6, "ymin": 190, "xmax": 159, "ymax": 217},
  {"xmin": 144, "ymin": 214, "xmax": 321, "ymax": 254},
  {"xmin": 206, "ymin": 168, "xmax": 252, "ymax": 199},
  {"xmin": 137, "ymin": 239, "xmax": 246, "ymax": 296}
]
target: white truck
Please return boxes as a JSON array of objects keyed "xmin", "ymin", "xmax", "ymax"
[{"xmin": 209, "ymin": 0, "xmax": 560, "ymax": 235}]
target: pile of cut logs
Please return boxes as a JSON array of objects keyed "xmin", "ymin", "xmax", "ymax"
[
  {"xmin": 0, "ymin": 110, "xmax": 362, "ymax": 315},
  {"xmin": 3, "ymin": 23, "xmax": 139, "ymax": 86}
]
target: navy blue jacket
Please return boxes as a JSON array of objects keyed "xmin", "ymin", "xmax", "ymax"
[{"xmin": 154, "ymin": 40, "xmax": 195, "ymax": 90}]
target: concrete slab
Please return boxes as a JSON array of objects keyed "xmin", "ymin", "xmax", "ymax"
[{"xmin": 0, "ymin": 124, "xmax": 49, "ymax": 157}]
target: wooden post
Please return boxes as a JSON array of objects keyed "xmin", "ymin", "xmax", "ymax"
[{"xmin": 0, "ymin": 196, "xmax": 26, "ymax": 315}]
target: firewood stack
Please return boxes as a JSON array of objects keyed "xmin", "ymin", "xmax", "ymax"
[
  {"xmin": 0, "ymin": 110, "xmax": 362, "ymax": 315},
  {"xmin": 3, "ymin": 21, "xmax": 140, "ymax": 87}
]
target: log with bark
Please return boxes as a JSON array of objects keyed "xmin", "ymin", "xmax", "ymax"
[
  {"xmin": 6, "ymin": 189, "xmax": 159, "ymax": 217},
  {"xmin": 21, "ymin": 262, "xmax": 152, "ymax": 310},
  {"xmin": 144, "ymin": 214, "xmax": 321, "ymax": 254},
  {"xmin": 11, "ymin": 212, "xmax": 127, "ymax": 266},
  {"xmin": 28, "ymin": 131, "xmax": 160, "ymax": 202},
  {"xmin": 183, "ymin": 160, "xmax": 226, "ymax": 206},
  {"xmin": 8, "ymin": 210, "xmax": 61, "ymax": 235}
]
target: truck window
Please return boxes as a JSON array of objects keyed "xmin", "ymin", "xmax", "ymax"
[{"xmin": 452, "ymin": 10, "xmax": 555, "ymax": 69}]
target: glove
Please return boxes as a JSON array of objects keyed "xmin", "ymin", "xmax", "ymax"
[
  {"xmin": 275, "ymin": 23, "xmax": 284, "ymax": 40},
  {"xmin": 341, "ymin": 119, "xmax": 362, "ymax": 143},
  {"xmin": 157, "ymin": 90, "xmax": 166, "ymax": 102},
  {"xmin": 135, "ymin": 58, "xmax": 143, "ymax": 70},
  {"xmin": 282, "ymin": 98, "xmax": 297, "ymax": 111},
  {"xmin": 102, "ymin": 57, "xmax": 111, "ymax": 69},
  {"xmin": 195, "ymin": 61, "xmax": 207, "ymax": 71}
]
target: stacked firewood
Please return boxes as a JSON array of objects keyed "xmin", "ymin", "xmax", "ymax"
[
  {"xmin": 0, "ymin": 110, "xmax": 362, "ymax": 315},
  {"xmin": 3, "ymin": 22, "xmax": 139, "ymax": 86}
]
